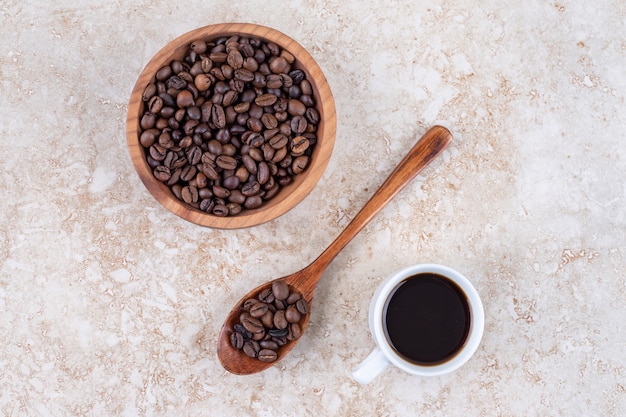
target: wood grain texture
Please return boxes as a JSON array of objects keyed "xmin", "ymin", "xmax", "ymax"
[
  {"xmin": 126, "ymin": 23, "xmax": 336, "ymax": 229},
  {"xmin": 217, "ymin": 125, "xmax": 453, "ymax": 375}
]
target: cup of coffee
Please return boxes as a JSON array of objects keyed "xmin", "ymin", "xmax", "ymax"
[{"xmin": 352, "ymin": 264, "xmax": 484, "ymax": 384}]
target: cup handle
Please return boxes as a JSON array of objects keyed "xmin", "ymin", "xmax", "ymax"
[{"xmin": 352, "ymin": 347, "xmax": 391, "ymax": 384}]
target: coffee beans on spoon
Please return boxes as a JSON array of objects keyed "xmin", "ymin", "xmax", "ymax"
[
  {"xmin": 139, "ymin": 35, "xmax": 320, "ymax": 217},
  {"xmin": 229, "ymin": 280, "xmax": 309, "ymax": 362}
]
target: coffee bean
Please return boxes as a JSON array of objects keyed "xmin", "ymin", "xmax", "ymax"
[
  {"xmin": 243, "ymin": 340, "xmax": 260, "ymax": 358},
  {"xmin": 272, "ymin": 280, "xmax": 289, "ymax": 301},
  {"xmin": 259, "ymin": 340, "xmax": 279, "ymax": 350},
  {"xmin": 250, "ymin": 302, "xmax": 269, "ymax": 318},
  {"xmin": 269, "ymin": 133, "xmax": 289, "ymax": 149},
  {"xmin": 269, "ymin": 328, "xmax": 288, "ymax": 338},
  {"xmin": 244, "ymin": 195, "xmax": 263, "ymax": 210},
  {"xmin": 260, "ymin": 311, "xmax": 274, "ymax": 328},
  {"xmin": 255, "ymin": 93, "xmax": 278, "ymax": 107},
  {"xmin": 230, "ymin": 331, "xmax": 244, "ymax": 350},
  {"xmin": 290, "ymin": 136, "xmax": 310, "ymax": 155},
  {"xmin": 153, "ymin": 165, "xmax": 171, "ymax": 182},
  {"xmin": 258, "ymin": 288, "xmax": 275, "ymax": 303},
  {"xmin": 286, "ymin": 292, "xmax": 301, "ymax": 304},
  {"xmin": 285, "ymin": 306, "xmax": 301, "ymax": 323},
  {"xmin": 269, "ymin": 56, "xmax": 289, "ymax": 74},
  {"xmin": 181, "ymin": 186, "xmax": 198, "ymax": 203},
  {"xmin": 290, "ymin": 116, "xmax": 308, "ymax": 134},
  {"xmin": 295, "ymin": 298, "xmax": 309, "ymax": 315},
  {"xmin": 241, "ymin": 181, "xmax": 261, "ymax": 196},
  {"xmin": 288, "ymin": 323, "xmax": 302, "ymax": 340},
  {"xmin": 211, "ymin": 104, "xmax": 226, "ymax": 128},
  {"xmin": 292, "ymin": 155, "xmax": 309, "ymax": 175},
  {"xmin": 212, "ymin": 204, "xmax": 229, "ymax": 216},
  {"xmin": 288, "ymin": 99, "xmax": 306, "ymax": 116},
  {"xmin": 216, "ymin": 155, "xmax": 237, "ymax": 170},
  {"xmin": 273, "ymin": 310, "xmax": 288, "ymax": 330},
  {"xmin": 258, "ymin": 349, "xmax": 278, "ymax": 363}
]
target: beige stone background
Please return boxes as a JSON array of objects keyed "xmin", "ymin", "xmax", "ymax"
[{"xmin": 1, "ymin": 0, "xmax": 625, "ymax": 416}]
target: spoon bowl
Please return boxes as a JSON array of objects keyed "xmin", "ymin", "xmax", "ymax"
[{"xmin": 217, "ymin": 125, "xmax": 453, "ymax": 374}]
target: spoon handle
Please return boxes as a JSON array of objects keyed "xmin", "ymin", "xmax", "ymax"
[{"xmin": 309, "ymin": 125, "xmax": 453, "ymax": 276}]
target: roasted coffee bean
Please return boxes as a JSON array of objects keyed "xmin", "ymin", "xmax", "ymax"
[
  {"xmin": 288, "ymin": 323, "xmax": 302, "ymax": 341},
  {"xmin": 149, "ymin": 144, "xmax": 167, "ymax": 161},
  {"xmin": 285, "ymin": 306, "xmax": 301, "ymax": 323},
  {"xmin": 180, "ymin": 165, "xmax": 197, "ymax": 181},
  {"xmin": 212, "ymin": 204, "xmax": 229, "ymax": 216},
  {"xmin": 244, "ymin": 195, "xmax": 263, "ymax": 210},
  {"xmin": 216, "ymin": 155, "xmax": 237, "ymax": 170},
  {"xmin": 269, "ymin": 56, "xmax": 289, "ymax": 74},
  {"xmin": 255, "ymin": 93, "xmax": 278, "ymax": 107},
  {"xmin": 241, "ymin": 181, "xmax": 261, "ymax": 196},
  {"xmin": 272, "ymin": 280, "xmax": 289, "ymax": 301},
  {"xmin": 290, "ymin": 136, "xmax": 310, "ymax": 155},
  {"xmin": 181, "ymin": 186, "xmax": 198, "ymax": 203},
  {"xmin": 259, "ymin": 340, "xmax": 279, "ymax": 350},
  {"xmin": 260, "ymin": 310, "xmax": 274, "ymax": 328},
  {"xmin": 176, "ymin": 90, "xmax": 194, "ymax": 107},
  {"xmin": 268, "ymin": 328, "xmax": 289, "ymax": 338},
  {"xmin": 222, "ymin": 175, "xmax": 241, "ymax": 190},
  {"xmin": 273, "ymin": 310, "xmax": 288, "ymax": 330},
  {"xmin": 211, "ymin": 104, "xmax": 226, "ymax": 128},
  {"xmin": 199, "ymin": 198, "xmax": 214, "ymax": 212},
  {"xmin": 290, "ymin": 116, "xmax": 308, "ymax": 134},
  {"xmin": 234, "ymin": 68, "xmax": 254, "ymax": 82},
  {"xmin": 153, "ymin": 165, "xmax": 171, "ymax": 182},
  {"xmin": 258, "ymin": 349, "xmax": 278, "ymax": 363},
  {"xmin": 305, "ymin": 107, "xmax": 320, "ymax": 124},
  {"xmin": 295, "ymin": 298, "xmax": 309, "ymax": 315},
  {"xmin": 269, "ymin": 133, "xmax": 289, "ymax": 149},
  {"xmin": 234, "ymin": 323, "xmax": 252, "ymax": 339},
  {"xmin": 212, "ymin": 185, "xmax": 230, "ymax": 199},
  {"xmin": 242, "ymin": 340, "xmax": 260, "ymax": 358},
  {"xmin": 243, "ymin": 298, "xmax": 261, "ymax": 311},
  {"xmin": 274, "ymin": 299, "xmax": 287, "ymax": 310},
  {"xmin": 292, "ymin": 155, "xmax": 309, "ymax": 174},
  {"xmin": 286, "ymin": 291, "xmax": 301, "ymax": 304},
  {"xmin": 230, "ymin": 332, "xmax": 244, "ymax": 350},
  {"xmin": 288, "ymin": 99, "xmax": 306, "ymax": 116},
  {"xmin": 258, "ymin": 288, "xmax": 275, "ymax": 303},
  {"xmin": 250, "ymin": 302, "xmax": 269, "ymax": 318},
  {"xmin": 257, "ymin": 161, "xmax": 270, "ymax": 185},
  {"xmin": 241, "ymin": 315, "xmax": 264, "ymax": 335}
]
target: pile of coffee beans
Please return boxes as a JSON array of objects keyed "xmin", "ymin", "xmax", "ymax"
[
  {"xmin": 229, "ymin": 280, "xmax": 309, "ymax": 362},
  {"xmin": 139, "ymin": 35, "xmax": 320, "ymax": 216}
]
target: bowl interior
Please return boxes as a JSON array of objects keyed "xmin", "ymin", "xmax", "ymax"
[{"xmin": 127, "ymin": 23, "xmax": 336, "ymax": 229}]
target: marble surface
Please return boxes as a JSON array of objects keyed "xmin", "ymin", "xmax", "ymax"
[{"xmin": 1, "ymin": 0, "xmax": 625, "ymax": 415}]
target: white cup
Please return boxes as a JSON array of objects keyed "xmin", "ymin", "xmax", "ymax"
[{"xmin": 352, "ymin": 264, "xmax": 484, "ymax": 384}]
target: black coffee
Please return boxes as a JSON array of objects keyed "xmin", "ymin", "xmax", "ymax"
[{"xmin": 384, "ymin": 273, "xmax": 470, "ymax": 365}]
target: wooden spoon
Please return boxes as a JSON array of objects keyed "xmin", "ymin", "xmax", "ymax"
[{"xmin": 217, "ymin": 125, "xmax": 453, "ymax": 375}]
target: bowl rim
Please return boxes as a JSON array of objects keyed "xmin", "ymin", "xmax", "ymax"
[{"xmin": 126, "ymin": 23, "xmax": 336, "ymax": 229}]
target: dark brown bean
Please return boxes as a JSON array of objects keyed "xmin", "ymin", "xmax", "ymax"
[
  {"xmin": 242, "ymin": 340, "xmax": 260, "ymax": 358},
  {"xmin": 230, "ymin": 332, "xmax": 244, "ymax": 350},
  {"xmin": 273, "ymin": 310, "xmax": 288, "ymax": 330},
  {"xmin": 216, "ymin": 155, "xmax": 237, "ymax": 170},
  {"xmin": 295, "ymin": 298, "xmax": 309, "ymax": 315},
  {"xmin": 285, "ymin": 306, "xmax": 301, "ymax": 323},
  {"xmin": 272, "ymin": 281, "xmax": 289, "ymax": 301},
  {"xmin": 255, "ymin": 93, "xmax": 278, "ymax": 107},
  {"xmin": 257, "ymin": 349, "xmax": 278, "ymax": 363}
]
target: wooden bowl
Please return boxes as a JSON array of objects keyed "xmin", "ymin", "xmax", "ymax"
[{"xmin": 126, "ymin": 23, "xmax": 336, "ymax": 229}]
